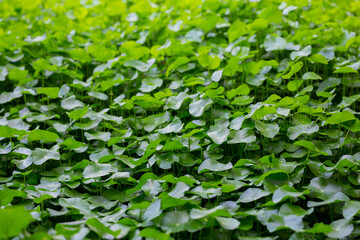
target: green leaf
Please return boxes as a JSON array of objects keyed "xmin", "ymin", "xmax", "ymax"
[
  {"xmin": 37, "ymin": 87, "xmax": 59, "ymax": 99},
  {"xmin": 290, "ymin": 46, "xmax": 311, "ymax": 60},
  {"xmin": 197, "ymin": 54, "xmax": 221, "ymax": 69},
  {"xmin": 166, "ymin": 57, "xmax": 189, "ymax": 76},
  {"xmin": 31, "ymin": 147, "xmax": 60, "ymax": 165},
  {"xmin": 247, "ymin": 18, "xmax": 268, "ymax": 31},
  {"xmin": 140, "ymin": 228, "xmax": 170, "ymax": 240},
  {"xmin": 0, "ymin": 206, "xmax": 34, "ymax": 239},
  {"xmin": 266, "ymin": 215, "xmax": 303, "ymax": 233},
  {"xmin": 325, "ymin": 111, "xmax": 356, "ymax": 125},
  {"xmin": 207, "ymin": 125, "xmax": 230, "ymax": 145},
  {"xmin": 139, "ymin": 78, "xmax": 163, "ymax": 93},
  {"xmin": 302, "ymin": 72, "xmax": 322, "ymax": 80},
  {"xmin": 189, "ymin": 98, "xmax": 213, "ymax": 117},
  {"xmin": 226, "ymin": 84, "xmax": 250, "ymax": 99},
  {"xmin": 0, "ymin": 126, "xmax": 26, "ymax": 138},
  {"xmin": 307, "ymin": 192, "xmax": 349, "ymax": 207},
  {"xmin": 61, "ymin": 96, "xmax": 85, "ymax": 110},
  {"xmin": 343, "ymin": 201, "xmax": 360, "ymax": 219},
  {"xmin": 334, "ymin": 66, "xmax": 358, "ymax": 74},
  {"xmin": 238, "ymin": 188, "xmax": 270, "ymax": 203},
  {"xmin": 282, "ymin": 61, "xmax": 303, "ymax": 79},
  {"xmin": 198, "ymin": 159, "xmax": 233, "ymax": 173},
  {"xmin": 307, "ymin": 223, "xmax": 332, "ymax": 234},
  {"xmin": 190, "ymin": 206, "xmax": 230, "ymax": 219},
  {"xmin": 124, "ymin": 58, "xmax": 156, "ymax": 72},
  {"xmin": 27, "ymin": 129, "xmax": 59, "ymax": 143},
  {"xmin": 326, "ymin": 219, "xmax": 354, "ymax": 239},
  {"xmin": 158, "ymin": 116, "xmax": 183, "ymax": 134},
  {"xmin": 307, "ymin": 54, "xmax": 328, "ymax": 64},
  {"xmin": 287, "ymin": 80, "xmax": 303, "ymax": 92},
  {"xmin": 287, "ymin": 122, "xmax": 319, "ymax": 140},
  {"xmin": 228, "ymin": 128, "xmax": 256, "ymax": 144},
  {"xmin": 272, "ymin": 186, "xmax": 304, "ymax": 203},
  {"xmin": 68, "ymin": 107, "xmax": 88, "ymax": 121},
  {"xmin": 8, "ymin": 68, "xmax": 28, "ymax": 81},
  {"xmin": 0, "ymin": 190, "xmax": 26, "ymax": 206},
  {"xmin": 255, "ymin": 121, "xmax": 280, "ymax": 138},
  {"xmin": 86, "ymin": 217, "xmax": 121, "ymax": 237},
  {"xmin": 142, "ymin": 112, "xmax": 170, "ymax": 132},
  {"xmin": 264, "ymin": 35, "xmax": 287, "ymax": 52},
  {"xmin": 160, "ymin": 211, "xmax": 189, "ymax": 233},
  {"xmin": 228, "ymin": 20, "xmax": 247, "ymax": 42},
  {"xmin": 34, "ymin": 194, "xmax": 54, "ymax": 204},
  {"xmin": 338, "ymin": 94, "xmax": 360, "ymax": 108},
  {"xmin": 259, "ymin": 5, "xmax": 282, "ymax": 23},
  {"xmin": 215, "ymin": 217, "xmax": 240, "ymax": 230},
  {"xmin": 83, "ymin": 163, "xmax": 115, "ymax": 179}
]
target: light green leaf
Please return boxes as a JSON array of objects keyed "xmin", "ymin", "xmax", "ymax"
[
  {"xmin": 338, "ymin": 94, "xmax": 360, "ymax": 108},
  {"xmin": 143, "ymin": 112, "xmax": 170, "ymax": 132},
  {"xmin": 84, "ymin": 132, "xmax": 111, "ymax": 142},
  {"xmin": 228, "ymin": 128, "xmax": 256, "ymax": 144},
  {"xmin": 302, "ymin": 72, "xmax": 321, "ymax": 80},
  {"xmin": 32, "ymin": 147, "xmax": 60, "ymax": 165},
  {"xmin": 255, "ymin": 121, "xmax": 280, "ymax": 138},
  {"xmin": 290, "ymin": 46, "xmax": 311, "ymax": 60},
  {"xmin": 238, "ymin": 188, "xmax": 270, "ymax": 203},
  {"xmin": 189, "ymin": 98, "xmax": 213, "ymax": 117},
  {"xmin": 139, "ymin": 78, "xmax": 163, "ymax": 93},
  {"xmin": 207, "ymin": 125, "xmax": 230, "ymax": 145},
  {"xmin": 190, "ymin": 206, "xmax": 230, "ymax": 219},
  {"xmin": 124, "ymin": 58, "xmax": 156, "ymax": 72},
  {"xmin": 165, "ymin": 91, "xmax": 188, "ymax": 110},
  {"xmin": 166, "ymin": 57, "xmax": 189, "ymax": 76},
  {"xmin": 273, "ymin": 186, "xmax": 304, "ymax": 203},
  {"xmin": 326, "ymin": 219, "xmax": 354, "ymax": 239},
  {"xmin": 343, "ymin": 201, "xmax": 360, "ymax": 219},
  {"xmin": 161, "ymin": 211, "xmax": 189, "ymax": 233},
  {"xmin": 266, "ymin": 215, "xmax": 304, "ymax": 233},
  {"xmin": 61, "ymin": 96, "xmax": 85, "ymax": 110},
  {"xmin": 83, "ymin": 163, "xmax": 115, "ymax": 179},
  {"xmin": 211, "ymin": 70, "xmax": 223, "ymax": 82},
  {"xmin": 264, "ymin": 35, "xmax": 287, "ymax": 52},
  {"xmin": 198, "ymin": 159, "xmax": 233, "ymax": 174},
  {"xmin": 215, "ymin": 217, "xmax": 240, "ymax": 230},
  {"xmin": 143, "ymin": 199, "xmax": 162, "ymax": 222},
  {"xmin": 158, "ymin": 116, "xmax": 183, "ymax": 134},
  {"xmin": 88, "ymin": 91, "xmax": 108, "ymax": 100},
  {"xmin": 287, "ymin": 122, "xmax": 319, "ymax": 140},
  {"xmin": 307, "ymin": 192, "xmax": 349, "ymax": 207}
]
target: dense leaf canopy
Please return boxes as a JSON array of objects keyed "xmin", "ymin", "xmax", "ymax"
[{"xmin": 0, "ymin": 0, "xmax": 360, "ymax": 239}]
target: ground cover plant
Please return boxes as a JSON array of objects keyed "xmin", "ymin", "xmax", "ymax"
[{"xmin": 0, "ymin": 0, "xmax": 360, "ymax": 239}]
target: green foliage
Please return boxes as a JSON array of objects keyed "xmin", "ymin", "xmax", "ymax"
[{"xmin": 0, "ymin": 0, "xmax": 360, "ymax": 239}]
